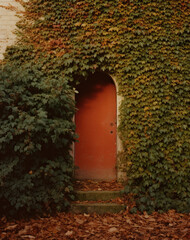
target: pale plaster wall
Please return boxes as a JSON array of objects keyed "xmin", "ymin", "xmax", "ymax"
[{"xmin": 0, "ymin": 0, "xmax": 22, "ymax": 60}]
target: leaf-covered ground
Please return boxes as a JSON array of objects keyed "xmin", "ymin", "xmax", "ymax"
[
  {"xmin": 74, "ymin": 180, "xmax": 124, "ymax": 191},
  {"xmin": 2, "ymin": 180, "xmax": 189, "ymax": 239},
  {"xmin": 1, "ymin": 210, "xmax": 189, "ymax": 240}
]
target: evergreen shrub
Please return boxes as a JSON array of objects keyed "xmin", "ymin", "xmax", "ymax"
[{"xmin": 0, "ymin": 60, "xmax": 76, "ymax": 216}]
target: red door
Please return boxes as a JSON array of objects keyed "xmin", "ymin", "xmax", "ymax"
[{"xmin": 75, "ymin": 72, "xmax": 116, "ymax": 180}]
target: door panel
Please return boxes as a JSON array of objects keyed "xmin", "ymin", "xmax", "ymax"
[{"xmin": 75, "ymin": 72, "xmax": 116, "ymax": 180}]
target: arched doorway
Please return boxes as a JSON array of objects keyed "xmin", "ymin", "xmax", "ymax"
[{"xmin": 75, "ymin": 72, "xmax": 117, "ymax": 180}]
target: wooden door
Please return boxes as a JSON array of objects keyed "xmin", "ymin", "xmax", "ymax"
[{"xmin": 75, "ymin": 72, "xmax": 117, "ymax": 180}]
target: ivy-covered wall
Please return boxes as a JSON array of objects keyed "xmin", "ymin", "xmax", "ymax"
[{"xmin": 0, "ymin": 0, "xmax": 190, "ymax": 214}]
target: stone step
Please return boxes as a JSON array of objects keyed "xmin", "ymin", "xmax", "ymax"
[
  {"xmin": 71, "ymin": 203, "xmax": 126, "ymax": 214},
  {"xmin": 75, "ymin": 190, "xmax": 123, "ymax": 201}
]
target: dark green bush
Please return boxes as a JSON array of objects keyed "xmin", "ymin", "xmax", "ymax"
[{"xmin": 0, "ymin": 60, "xmax": 76, "ymax": 217}]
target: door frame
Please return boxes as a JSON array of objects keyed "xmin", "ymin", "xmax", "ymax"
[
  {"xmin": 72, "ymin": 73, "xmax": 124, "ymax": 181},
  {"xmin": 111, "ymin": 75, "xmax": 124, "ymax": 181}
]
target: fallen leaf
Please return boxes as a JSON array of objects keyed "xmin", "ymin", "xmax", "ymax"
[
  {"xmin": 108, "ymin": 227, "xmax": 118, "ymax": 233},
  {"xmin": 125, "ymin": 219, "xmax": 132, "ymax": 224},
  {"xmin": 21, "ymin": 235, "xmax": 35, "ymax": 239},
  {"xmin": 5, "ymin": 224, "xmax": 18, "ymax": 231},
  {"xmin": 18, "ymin": 226, "xmax": 31, "ymax": 236},
  {"xmin": 75, "ymin": 217, "xmax": 84, "ymax": 224},
  {"xmin": 84, "ymin": 213, "xmax": 90, "ymax": 217},
  {"xmin": 65, "ymin": 230, "xmax": 73, "ymax": 236}
]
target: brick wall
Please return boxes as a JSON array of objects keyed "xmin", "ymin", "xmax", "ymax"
[{"xmin": 0, "ymin": 0, "xmax": 22, "ymax": 59}]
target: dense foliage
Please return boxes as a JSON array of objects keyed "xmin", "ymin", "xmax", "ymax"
[
  {"xmin": 0, "ymin": 59, "xmax": 76, "ymax": 216},
  {"xmin": 0, "ymin": 0, "xmax": 190, "ymax": 214}
]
